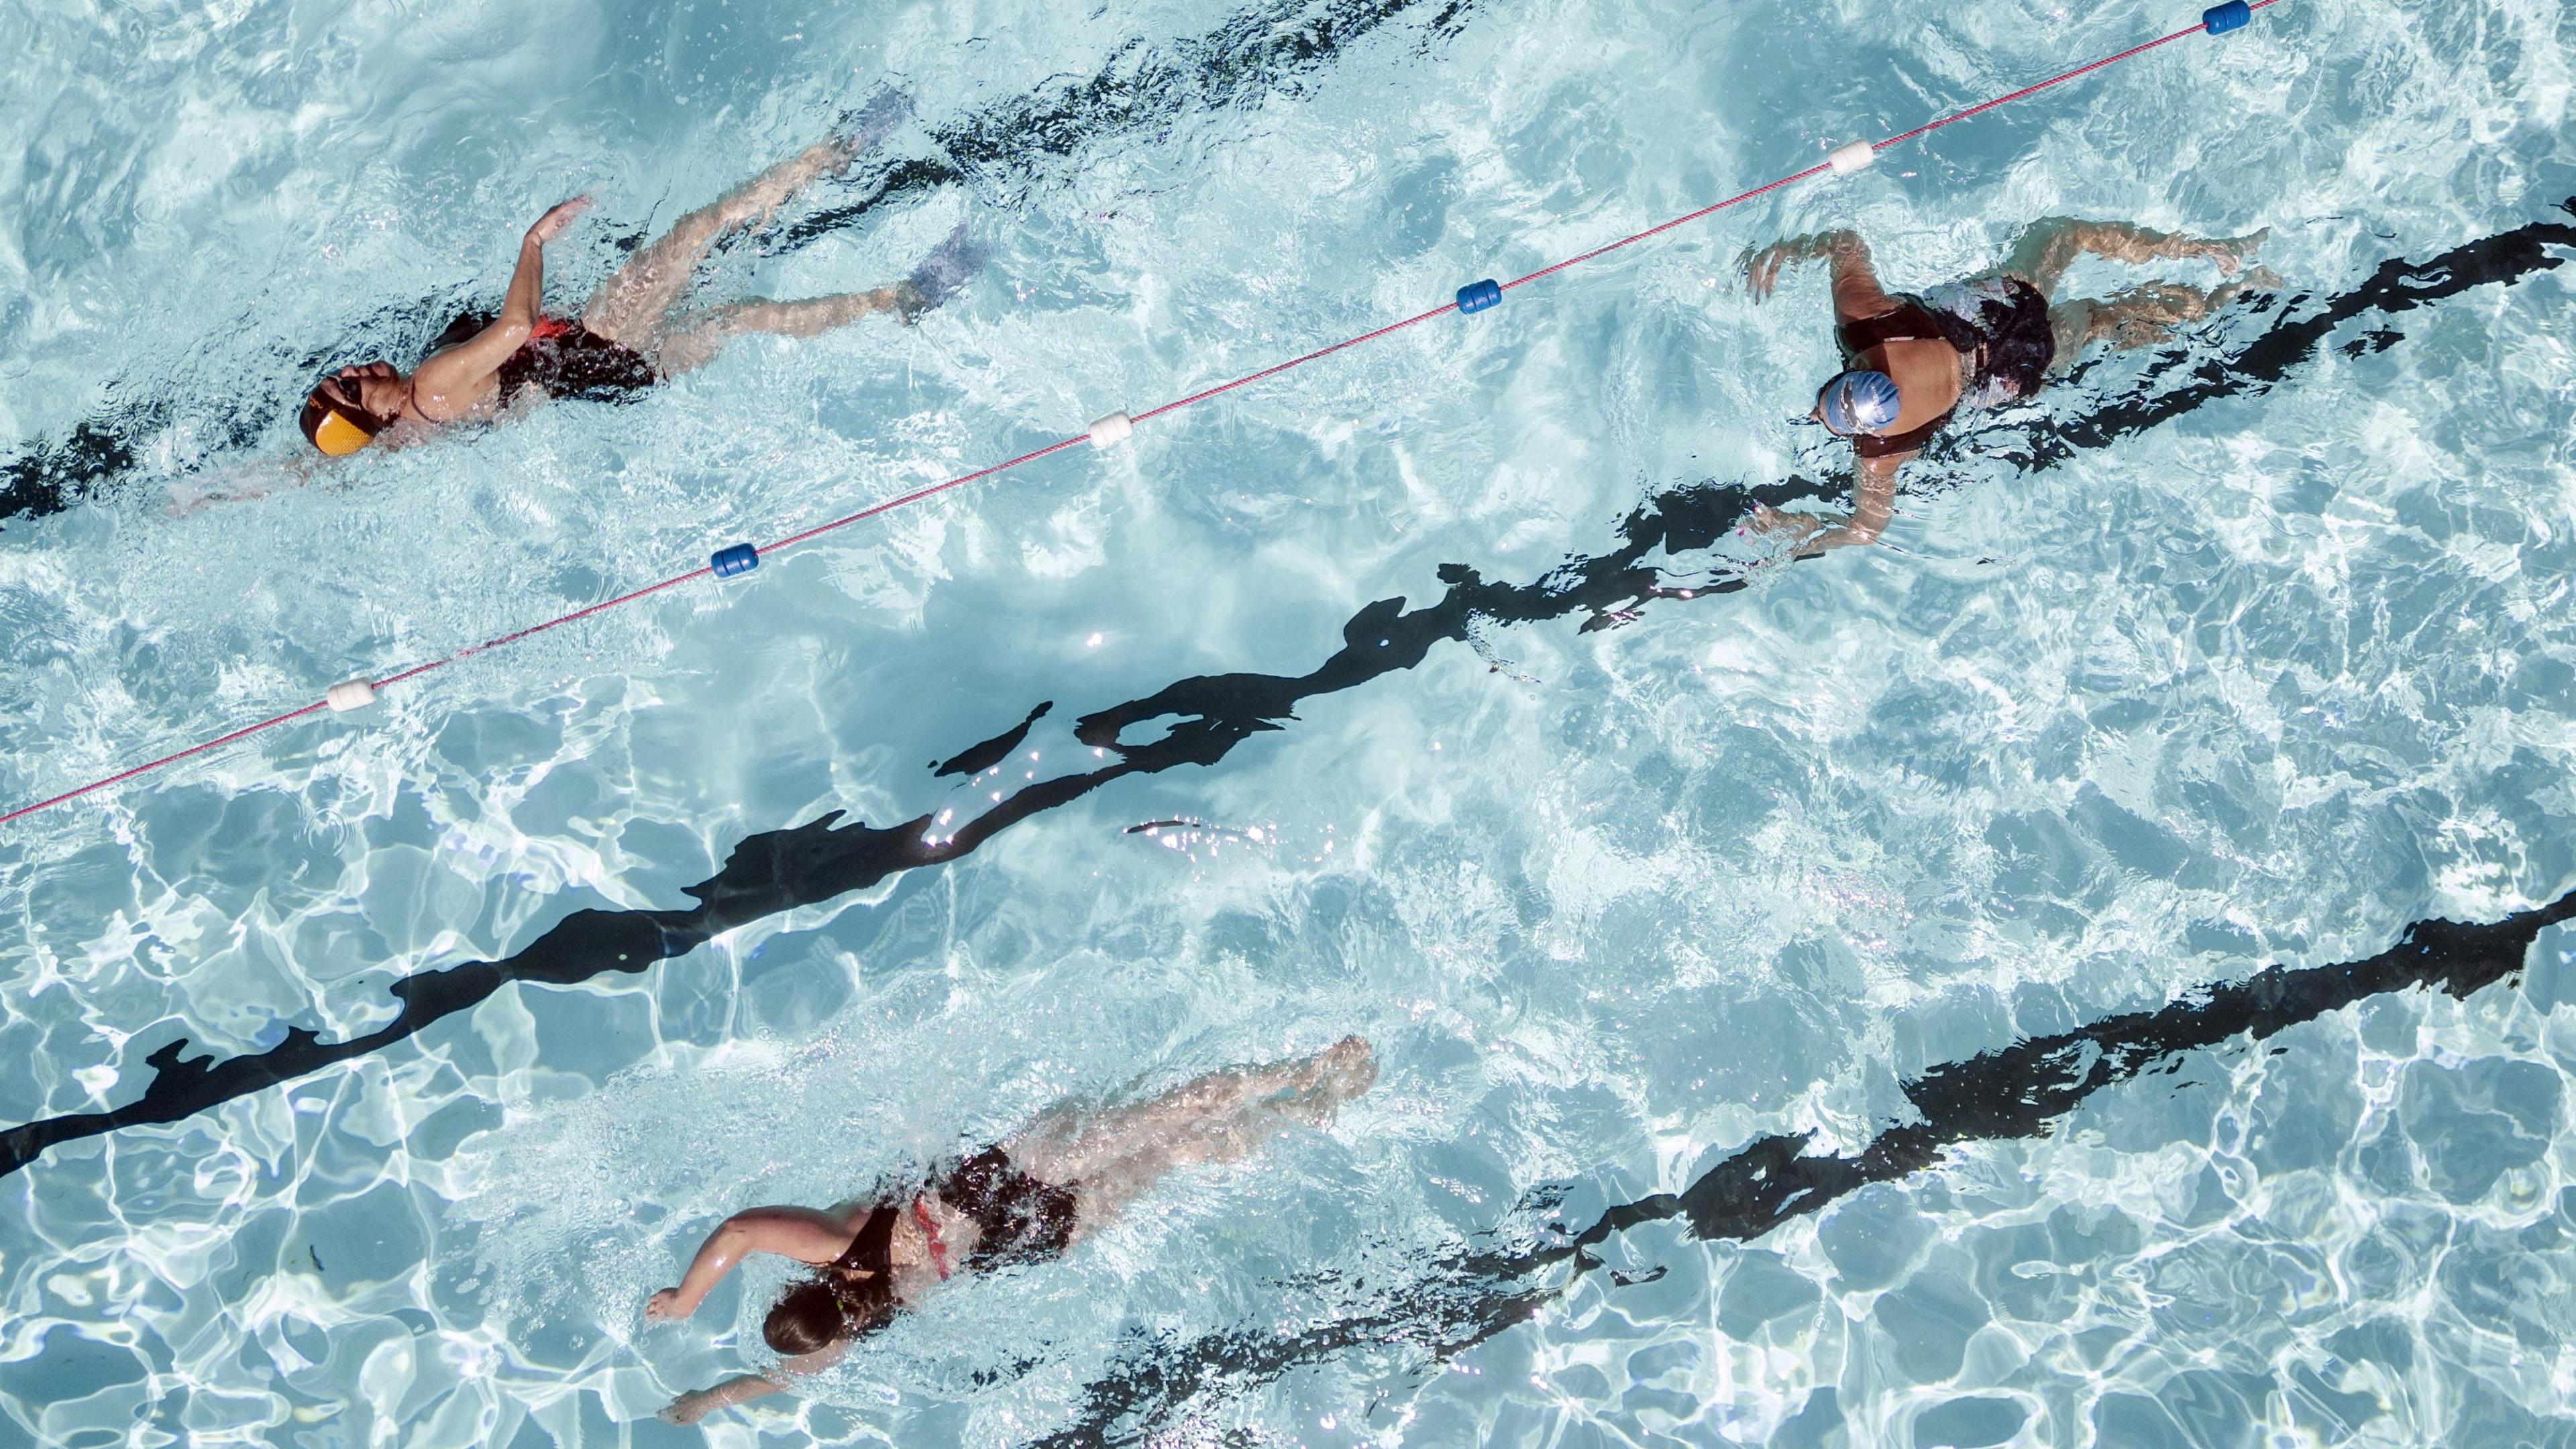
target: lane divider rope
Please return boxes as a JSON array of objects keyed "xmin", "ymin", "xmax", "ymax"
[{"xmin": 1, "ymin": 0, "xmax": 2278, "ymax": 829}]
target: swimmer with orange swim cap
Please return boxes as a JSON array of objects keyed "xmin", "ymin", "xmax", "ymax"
[{"xmin": 297, "ymin": 93, "xmax": 979, "ymax": 457}]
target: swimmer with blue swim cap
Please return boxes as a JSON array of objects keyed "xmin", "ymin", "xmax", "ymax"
[
  {"xmin": 295, "ymin": 91, "xmax": 983, "ymax": 458},
  {"xmin": 1740, "ymin": 218, "xmax": 2274, "ymax": 551},
  {"xmin": 1815, "ymin": 368, "xmax": 1902, "ymax": 437}
]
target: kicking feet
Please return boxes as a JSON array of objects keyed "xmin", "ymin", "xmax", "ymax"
[
  {"xmin": 1269, "ymin": 1036, "xmax": 1379, "ymax": 1125},
  {"xmin": 835, "ymin": 87, "xmax": 914, "ymax": 166},
  {"xmin": 726, "ymin": 91, "xmax": 913, "ymax": 233},
  {"xmin": 894, "ymin": 222, "xmax": 987, "ymax": 325},
  {"xmin": 2200, "ymin": 227, "xmax": 2269, "ymax": 276}
]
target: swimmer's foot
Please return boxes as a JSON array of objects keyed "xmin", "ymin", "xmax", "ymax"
[
  {"xmin": 731, "ymin": 101, "xmax": 910, "ymax": 233},
  {"xmin": 2206, "ymin": 266, "xmax": 2284, "ymax": 311},
  {"xmin": 896, "ymin": 221, "xmax": 987, "ymax": 324},
  {"xmin": 1316, "ymin": 1035, "xmax": 1378, "ymax": 1102},
  {"xmin": 1269, "ymin": 1036, "xmax": 1378, "ymax": 1124},
  {"xmin": 833, "ymin": 87, "xmax": 914, "ymax": 168},
  {"xmin": 2204, "ymin": 227, "xmax": 2269, "ymax": 276}
]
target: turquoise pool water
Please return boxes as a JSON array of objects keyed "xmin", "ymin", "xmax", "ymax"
[{"xmin": 4, "ymin": 0, "xmax": 2576, "ymax": 1443}]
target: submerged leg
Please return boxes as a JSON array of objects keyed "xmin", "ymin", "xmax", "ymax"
[
  {"xmin": 1008, "ymin": 1038, "xmax": 1377, "ymax": 1237},
  {"xmin": 2000, "ymin": 217, "xmax": 2266, "ymax": 299},
  {"xmin": 651, "ymin": 290, "xmax": 913, "ymax": 376},
  {"xmin": 645, "ymin": 222, "xmax": 984, "ymax": 376},
  {"xmin": 2047, "ymin": 269, "xmax": 2278, "ymax": 363},
  {"xmin": 582, "ymin": 96, "xmax": 908, "ymax": 349}
]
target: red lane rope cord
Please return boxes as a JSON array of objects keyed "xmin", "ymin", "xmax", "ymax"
[{"xmin": 0, "ymin": 5, "xmax": 2279, "ymax": 829}]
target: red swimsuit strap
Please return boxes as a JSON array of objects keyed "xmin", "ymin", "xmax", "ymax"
[{"xmin": 912, "ymin": 1198, "xmax": 953, "ymax": 1281}]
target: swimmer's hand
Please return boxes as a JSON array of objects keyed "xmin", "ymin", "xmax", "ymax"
[
  {"xmin": 1743, "ymin": 504, "xmax": 1887, "ymax": 555},
  {"xmin": 1740, "ymin": 242, "xmax": 1801, "ymax": 303},
  {"xmin": 644, "ymin": 1287, "xmax": 689, "ymax": 1323},
  {"xmin": 661, "ymin": 1372, "xmax": 794, "ymax": 1422},
  {"xmin": 527, "ymin": 196, "xmax": 592, "ymax": 246},
  {"xmin": 1743, "ymin": 504, "xmax": 1822, "ymax": 543},
  {"xmin": 1739, "ymin": 231, "xmax": 1862, "ymax": 303}
]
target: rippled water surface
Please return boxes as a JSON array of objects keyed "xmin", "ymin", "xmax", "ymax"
[{"xmin": 4, "ymin": 0, "xmax": 2575, "ymax": 1443}]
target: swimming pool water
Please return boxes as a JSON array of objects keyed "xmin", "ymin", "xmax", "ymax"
[{"xmin": 4, "ymin": 0, "xmax": 2576, "ymax": 1443}]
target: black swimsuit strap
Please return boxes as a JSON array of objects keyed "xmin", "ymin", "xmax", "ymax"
[
  {"xmin": 1851, "ymin": 411, "xmax": 1951, "ymax": 458},
  {"xmin": 833, "ymin": 1204, "xmax": 898, "ymax": 1275},
  {"xmin": 1837, "ymin": 299, "xmax": 1946, "ymax": 356},
  {"xmin": 1836, "ymin": 294, "xmax": 1970, "ymax": 458}
]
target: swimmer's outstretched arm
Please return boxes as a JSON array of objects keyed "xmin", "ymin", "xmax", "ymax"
[
  {"xmin": 1741, "ymin": 229, "xmax": 1905, "ymax": 550},
  {"xmin": 644, "ymin": 1205, "xmax": 853, "ymax": 1322},
  {"xmin": 660, "ymin": 1346, "xmax": 845, "ymax": 1425},
  {"xmin": 1754, "ymin": 451, "xmax": 1901, "ymax": 554},
  {"xmin": 1741, "ymin": 228, "xmax": 1894, "ymax": 323},
  {"xmin": 409, "ymin": 196, "xmax": 592, "ymax": 419}
]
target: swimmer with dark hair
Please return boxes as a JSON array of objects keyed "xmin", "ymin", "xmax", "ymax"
[
  {"xmin": 295, "ymin": 92, "xmax": 981, "ymax": 457},
  {"xmin": 643, "ymin": 1036, "xmax": 1378, "ymax": 1426},
  {"xmin": 1738, "ymin": 219, "xmax": 2275, "ymax": 550}
]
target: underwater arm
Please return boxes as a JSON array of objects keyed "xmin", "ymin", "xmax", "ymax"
[
  {"xmin": 163, "ymin": 452, "xmax": 322, "ymax": 515},
  {"xmin": 1743, "ymin": 229, "xmax": 1892, "ymax": 321},
  {"xmin": 1823, "ymin": 453, "xmax": 1901, "ymax": 549},
  {"xmin": 659, "ymin": 1375, "xmax": 784, "ymax": 1424},
  {"xmin": 645, "ymin": 1206, "xmax": 853, "ymax": 1322},
  {"xmin": 1748, "ymin": 452, "xmax": 1902, "ymax": 553},
  {"xmin": 409, "ymin": 197, "xmax": 590, "ymax": 418},
  {"xmin": 658, "ymin": 1346, "xmax": 846, "ymax": 1424}
]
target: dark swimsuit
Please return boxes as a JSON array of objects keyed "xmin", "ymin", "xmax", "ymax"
[
  {"xmin": 426, "ymin": 311, "xmax": 659, "ymax": 406},
  {"xmin": 824, "ymin": 1203, "xmax": 903, "ymax": 1333},
  {"xmin": 934, "ymin": 1146, "xmax": 1080, "ymax": 1270},
  {"xmin": 1837, "ymin": 276, "xmax": 2054, "ymax": 458},
  {"xmin": 813, "ymin": 1148, "xmax": 1077, "ymax": 1327}
]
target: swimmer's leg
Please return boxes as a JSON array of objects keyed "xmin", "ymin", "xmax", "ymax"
[
  {"xmin": 651, "ymin": 290, "xmax": 912, "ymax": 376},
  {"xmin": 1999, "ymin": 218, "xmax": 2267, "ymax": 299},
  {"xmin": 2061, "ymin": 272, "xmax": 2282, "ymax": 355},
  {"xmin": 892, "ymin": 222, "xmax": 985, "ymax": 321},
  {"xmin": 583, "ymin": 143, "xmax": 850, "ymax": 345},
  {"xmin": 2043, "ymin": 298, "xmax": 2098, "ymax": 375},
  {"xmin": 1006, "ymin": 1037, "xmax": 1377, "ymax": 1240},
  {"xmin": 648, "ymin": 223, "xmax": 985, "ymax": 375},
  {"xmin": 584, "ymin": 93, "xmax": 911, "ymax": 346}
]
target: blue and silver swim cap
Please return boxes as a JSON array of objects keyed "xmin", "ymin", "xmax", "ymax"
[{"xmin": 1817, "ymin": 369, "xmax": 1902, "ymax": 435}]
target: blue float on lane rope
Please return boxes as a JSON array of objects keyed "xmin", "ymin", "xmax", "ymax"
[{"xmin": 3, "ymin": 9, "xmax": 2300, "ymax": 833}]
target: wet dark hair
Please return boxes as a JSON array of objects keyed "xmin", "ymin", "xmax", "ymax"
[
  {"xmin": 763, "ymin": 1267, "xmax": 901, "ymax": 1356},
  {"xmin": 763, "ymin": 1281, "xmax": 850, "ymax": 1356}
]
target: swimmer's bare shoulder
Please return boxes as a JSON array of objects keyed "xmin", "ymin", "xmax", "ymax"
[{"xmin": 410, "ymin": 197, "xmax": 592, "ymax": 424}]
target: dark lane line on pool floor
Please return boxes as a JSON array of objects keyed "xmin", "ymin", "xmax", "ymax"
[
  {"xmin": 1035, "ymin": 889, "xmax": 2576, "ymax": 1446},
  {"xmin": 763, "ymin": 0, "xmax": 1489, "ymax": 257},
  {"xmin": 0, "ymin": 0, "xmax": 1487, "ymax": 526},
  {"xmin": 2, "ymin": 205, "xmax": 2568, "ymax": 1185},
  {"xmin": 936, "ymin": 702, "xmax": 1055, "ymax": 779}
]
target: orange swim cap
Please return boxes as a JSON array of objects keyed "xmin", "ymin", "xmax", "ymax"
[{"xmin": 298, "ymin": 384, "xmax": 384, "ymax": 455}]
